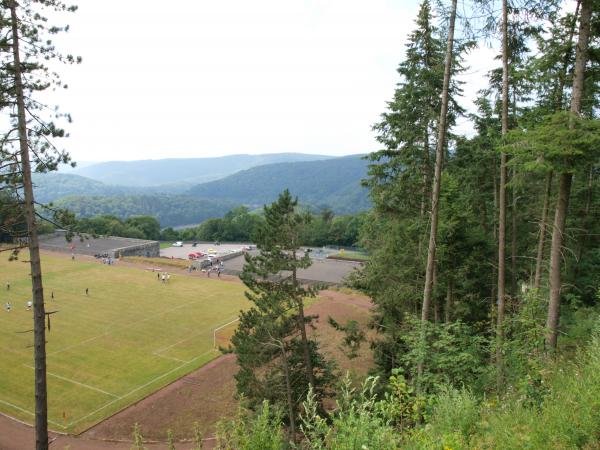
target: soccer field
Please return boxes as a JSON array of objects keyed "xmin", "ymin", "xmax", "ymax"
[{"xmin": 0, "ymin": 252, "xmax": 249, "ymax": 434}]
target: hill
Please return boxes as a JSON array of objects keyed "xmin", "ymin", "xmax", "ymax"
[
  {"xmin": 186, "ymin": 155, "xmax": 371, "ymax": 213},
  {"xmin": 32, "ymin": 173, "xmax": 189, "ymax": 203},
  {"xmin": 72, "ymin": 153, "xmax": 334, "ymax": 187},
  {"xmin": 32, "ymin": 173, "xmax": 133, "ymax": 203},
  {"xmin": 53, "ymin": 194, "xmax": 238, "ymax": 227}
]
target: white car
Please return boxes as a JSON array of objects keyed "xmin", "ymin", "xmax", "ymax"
[{"xmin": 172, "ymin": 241, "xmax": 183, "ymax": 247}]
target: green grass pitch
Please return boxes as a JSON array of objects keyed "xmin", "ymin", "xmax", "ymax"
[{"xmin": 0, "ymin": 252, "xmax": 249, "ymax": 434}]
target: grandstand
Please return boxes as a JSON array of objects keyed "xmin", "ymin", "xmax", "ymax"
[{"xmin": 39, "ymin": 230, "xmax": 159, "ymax": 258}]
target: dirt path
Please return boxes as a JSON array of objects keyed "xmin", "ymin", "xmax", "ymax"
[{"xmin": 0, "ymin": 254, "xmax": 374, "ymax": 449}]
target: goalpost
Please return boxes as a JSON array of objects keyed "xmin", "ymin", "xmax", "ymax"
[{"xmin": 213, "ymin": 318, "xmax": 240, "ymax": 349}]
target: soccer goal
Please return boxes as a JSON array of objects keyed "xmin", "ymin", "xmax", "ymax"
[{"xmin": 213, "ymin": 317, "xmax": 240, "ymax": 349}]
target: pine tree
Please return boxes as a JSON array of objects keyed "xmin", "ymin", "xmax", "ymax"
[
  {"xmin": 546, "ymin": 0, "xmax": 594, "ymax": 350},
  {"xmin": 232, "ymin": 190, "xmax": 333, "ymax": 438},
  {"xmin": 361, "ymin": 0, "xmax": 464, "ymax": 377},
  {"xmin": 0, "ymin": 2, "xmax": 78, "ymax": 447}
]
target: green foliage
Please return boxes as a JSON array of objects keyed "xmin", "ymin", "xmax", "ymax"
[
  {"xmin": 32, "ymin": 173, "xmax": 134, "ymax": 204},
  {"xmin": 301, "ymin": 376, "xmax": 400, "ymax": 450},
  {"xmin": 406, "ymin": 317, "xmax": 600, "ymax": 449},
  {"xmin": 506, "ymin": 111, "xmax": 600, "ymax": 174},
  {"xmin": 167, "ymin": 429, "xmax": 175, "ymax": 450},
  {"xmin": 131, "ymin": 423, "xmax": 146, "ymax": 450},
  {"xmin": 192, "ymin": 421, "xmax": 204, "ymax": 449},
  {"xmin": 404, "ymin": 387, "xmax": 480, "ymax": 450},
  {"xmin": 55, "ymin": 194, "xmax": 236, "ymax": 228},
  {"xmin": 187, "ymin": 155, "xmax": 371, "ymax": 214},
  {"xmin": 327, "ymin": 317, "xmax": 366, "ymax": 359},
  {"xmin": 124, "ymin": 216, "xmax": 161, "ymax": 240},
  {"xmin": 391, "ymin": 315, "xmax": 488, "ymax": 393},
  {"xmin": 376, "ymin": 369, "xmax": 427, "ymax": 431},
  {"xmin": 183, "ymin": 207, "xmax": 365, "ymax": 247},
  {"xmin": 500, "ymin": 289, "xmax": 548, "ymax": 388},
  {"xmin": 74, "ymin": 215, "xmax": 156, "ymax": 240},
  {"xmin": 232, "ymin": 190, "xmax": 333, "ymax": 425},
  {"xmin": 191, "ymin": 207, "xmax": 264, "ymax": 242},
  {"xmin": 0, "ymin": 191, "xmax": 26, "ymax": 243},
  {"xmin": 215, "ymin": 402, "xmax": 286, "ymax": 450}
]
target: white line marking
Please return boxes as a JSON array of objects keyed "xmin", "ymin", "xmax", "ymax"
[
  {"xmin": 23, "ymin": 366, "xmax": 119, "ymax": 399},
  {"xmin": 48, "ymin": 333, "xmax": 106, "ymax": 356},
  {"xmin": 213, "ymin": 317, "xmax": 240, "ymax": 348},
  {"xmin": 0, "ymin": 399, "xmax": 65, "ymax": 428},
  {"xmin": 153, "ymin": 315, "xmax": 236, "ymax": 354},
  {"xmin": 153, "ymin": 352, "xmax": 190, "ymax": 364},
  {"xmin": 68, "ymin": 348, "xmax": 218, "ymax": 427},
  {"xmin": 49, "ymin": 293, "xmax": 220, "ymax": 356}
]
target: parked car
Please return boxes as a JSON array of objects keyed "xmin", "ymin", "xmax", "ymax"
[
  {"xmin": 172, "ymin": 241, "xmax": 183, "ymax": 247},
  {"xmin": 194, "ymin": 252, "xmax": 205, "ymax": 258}
]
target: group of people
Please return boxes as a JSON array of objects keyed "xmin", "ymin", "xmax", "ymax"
[
  {"xmin": 5, "ymin": 300, "xmax": 39, "ymax": 312},
  {"xmin": 4, "ymin": 278, "xmax": 39, "ymax": 313},
  {"xmin": 205, "ymin": 259, "xmax": 224, "ymax": 277}
]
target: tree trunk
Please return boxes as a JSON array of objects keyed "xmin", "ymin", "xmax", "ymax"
[
  {"xmin": 534, "ymin": 171, "xmax": 553, "ymax": 290},
  {"xmin": 9, "ymin": 3, "xmax": 48, "ymax": 448},
  {"xmin": 419, "ymin": 126, "xmax": 432, "ymax": 260},
  {"xmin": 444, "ymin": 277, "xmax": 453, "ymax": 324},
  {"xmin": 535, "ymin": 1, "xmax": 578, "ymax": 291},
  {"xmin": 418, "ymin": 0, "xmax": 458, "ymax": 386},
  {"xmin": 574, "ymin": 166, "xmax": 593, "ymax": 275},
  {"xmin": 511, "ymin": 170, "xmax": 518, "ymax": 297},
  {"xmin": 280, "ymin": 347, "xmax": 296, "ymax": 443},
  {"xmin": 546, "ymin": 173, "xmax": 572, "ymax": 349},
  {"xmin": 496, "ymin": 0, "xmax": 509, "ymax": 392},
  {"xmin": 553, "ymin": 0, "xmax": 582, "ymax": 111},
  {"xmin": 546, "ymin": 0, "xmax": 592, "ymax": 350},
  {"xmin": 491, "ymin": 157, "xmax": 498, "ymax": 325},
  {"xmin": 292, "ymin": 257, "xmax": 315, "ymax": 388}
]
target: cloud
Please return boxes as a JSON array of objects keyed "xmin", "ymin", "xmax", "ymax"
[{"xmin": 40, "ymin": 0, "xmax": 494, "ymax": 162}]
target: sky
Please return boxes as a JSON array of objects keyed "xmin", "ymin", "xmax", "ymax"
[{"xmin": 43, "ymin": 0, "xmax": 497, "ymax": 163}]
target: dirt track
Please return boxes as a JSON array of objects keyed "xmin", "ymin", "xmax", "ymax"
[{"xmin": 0, "ymin": 252, "xmax": 373, "ymax": 449}]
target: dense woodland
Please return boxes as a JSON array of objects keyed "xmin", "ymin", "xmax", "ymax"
[
  {"xmin": 2, "ymin": 0, "xmax": 600, "ymax": 449},
  {"xmin": 68, "ymin": 206, "xmax": 366, "ymax": 249},
  {"xmin": 215, "ymin": 0, "xmax": 600, "ymax": 447},
  {"xmin": 53, "ymin": 194, "xmax": 237, "ymax": 227}
]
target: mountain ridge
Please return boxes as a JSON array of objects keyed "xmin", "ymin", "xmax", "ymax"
[
  {"xmin": 72, "ymin": 153, "xmax": 335, "ymax": 187},
  {"xmin": 186, "ymin": 154, "xmax": 371, "ymax": 214}
]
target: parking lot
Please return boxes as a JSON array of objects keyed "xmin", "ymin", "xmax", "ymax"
[
  {"xmin": 160, "ymin": 242, "xmax": 249, "ymax": 260},
  {"xmin": 160, "ymin": 242, "xmax": 362, "ymax": 285},
  {"xmin": 222, "ymin": 253, "xmax": 361, "ymax": 284}
]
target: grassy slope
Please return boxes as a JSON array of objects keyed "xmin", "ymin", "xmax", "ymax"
[{"xmin": 0, "ymin": 253, "xmax": 249, "ymax": 434}]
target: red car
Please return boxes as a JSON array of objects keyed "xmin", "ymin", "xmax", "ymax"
[{"xmin": 194, "ymin": 252, "xmax": 206, "ymax": 258}]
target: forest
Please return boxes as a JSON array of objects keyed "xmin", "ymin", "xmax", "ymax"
[
  {"xmin": 65, "ymin": 206, "xmax": 366, "ymax": 249},
  {"xmin": 209, "ymin": 0, "xmax": 600, "ymax": 447}
]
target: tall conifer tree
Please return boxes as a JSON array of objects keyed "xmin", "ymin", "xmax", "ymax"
[{"xmin": 232, "ymin": 190, "xmax": 332, "ymax": 436}]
